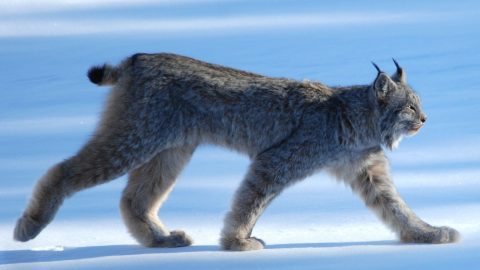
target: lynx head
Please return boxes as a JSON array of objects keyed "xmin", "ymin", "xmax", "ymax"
[{"xmin": 370, "ymin": 60, "xmax": 427, "ymax": 150}]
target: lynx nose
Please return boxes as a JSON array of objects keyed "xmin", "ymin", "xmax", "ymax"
[{"xmin": 420, "ymin": 115, "xmax": 427, "ymax": 123}]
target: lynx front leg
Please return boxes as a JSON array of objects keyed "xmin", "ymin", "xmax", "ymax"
[
  {"xmin": 350, "ymin": 151, "xmax": 459, "ymax": 244},
  {"xmin": 120, "ymin": 146, "xmax": 196, "ymax": 247},
  {"xmin": 220, "ymin": 168, "xmax": 281, "ymax": 251},
  {"xmin": 221, "ymin": 139, "xmax": 320, "ymax": 251}
]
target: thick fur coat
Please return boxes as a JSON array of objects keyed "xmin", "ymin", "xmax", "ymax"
[{"xmin": 14, "ymin": 53, "xmax": 459, "ymax": 250}]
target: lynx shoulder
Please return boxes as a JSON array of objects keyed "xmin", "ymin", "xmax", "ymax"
[{"xmin": 14, "ymin": 53, "xmax": 458, "ymax": 250}]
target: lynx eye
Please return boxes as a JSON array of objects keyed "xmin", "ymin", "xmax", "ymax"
[{"xmin": 408, "ymin": 105, "xmax": 416, "ymax": 112}]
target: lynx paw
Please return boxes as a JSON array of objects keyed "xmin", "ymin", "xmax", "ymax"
[
  {"xmin": 401, "ymin": 226, "xmax": 460, "ymax": 244},
  {"xmin": 435, "ymin": 226, "xmax": 460, "ymax": 243},
  {"xmin": 148, "ymin": 230, "xmax": 193, "ymax": 248},
  {"xmin": 221, "ymin": 236, "xmax": 265, "ymax": 251},
  {"xmin": 14, "ymin": 215, "xmax": 44, "ymax": 242}
]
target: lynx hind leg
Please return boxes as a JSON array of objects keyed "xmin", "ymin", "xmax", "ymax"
[
  {"xmin": 14, "ymin": 79, "xmax": 188, "ymax": 242},
  {"xmin": 349, "ymin": 151, "xmax": 460, "ymax": 244},
  {"xmin": 14, "ymin": 162, "xmax": 66, "ymax": 242},
  {"xmin": 13, "ymin": 128, "xmax": 163, "ymax": 242},
  {"xmin": 13, "ymin": 156, "xmax": 123, "ymax": 242},
  {"xmin": 14, "ymin": 113, "xmax": 169, "ymax": 241},
  {"xmin": 120, "ymin": 145, "xmax": 196, "ymax": 247}
]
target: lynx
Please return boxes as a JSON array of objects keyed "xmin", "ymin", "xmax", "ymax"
[{"xmin": 14, "ymin": 53, "xmax": 459, "ymax": 250}]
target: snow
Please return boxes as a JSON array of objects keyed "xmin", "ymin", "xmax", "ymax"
[
  {"xmin": 0, "ymin": 12, "xmax": 431, "ymax": 37},
  {"xmin": 1, "ymin": 0, "xmax": 479, "ymax": 269}
]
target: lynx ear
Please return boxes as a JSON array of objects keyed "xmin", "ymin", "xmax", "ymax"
[
  {"xmin": 373, "ymin": 72, "xmax": 396, "ymax": 101},
  {"xmin": 391, "ymin": 58, "xmax": 407, "ymax": 83}
]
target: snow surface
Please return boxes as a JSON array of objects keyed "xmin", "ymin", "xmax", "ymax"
[{"xmin": 1, "ymin": 0, "xmax": 479, "ymax": 269}]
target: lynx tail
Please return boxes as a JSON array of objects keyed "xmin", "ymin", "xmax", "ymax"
[{"xmin": 87, "ymin": 64, "xmax": 120, "ymax": 86}]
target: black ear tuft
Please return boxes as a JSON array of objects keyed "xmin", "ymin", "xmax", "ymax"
[
  {"xmin": 391, "ymin": 58, "xmax": 406, "ymax": 83},
  {"xmin": 371, "ymin": 61, "xmax": 382, "ymax": 74},
  {"xmin": 392, "ymin": 58, "xmax": 401, "ymax": 70},
  {"xmin": 87, "ymin": 65, "xmax": 105, "ymax": 85}
]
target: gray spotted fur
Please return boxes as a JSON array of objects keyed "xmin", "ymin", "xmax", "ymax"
[{"xmin": 14, "ymin": 53, "xmax": 459, "ymax": 250}]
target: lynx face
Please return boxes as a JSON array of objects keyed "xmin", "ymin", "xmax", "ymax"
[{"xmin": 372, "ymin": 62, "xmax": 427, "ymax": 149}]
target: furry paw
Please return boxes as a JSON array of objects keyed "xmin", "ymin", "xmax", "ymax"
[
  {"xmin": 436, "ymin": 226, "xmax": 460, "ymax": 243},
  {"xmin": 14, "ymin": 215, "xmax": 44, "ymax": 242},
  {"xmin": 221, "ymin": 236, "xmax": 265, "ymax": 251},
  {"xmin": 401, "ymin": 226, "xmax": 460, "ymax": 244},
  {"xmin": 148, "ymin": 230, "xmax": 193, "ymax": 248},
  {"xmin": 167, "ymin": 230, "xmax": 194, "ymax": 247}
]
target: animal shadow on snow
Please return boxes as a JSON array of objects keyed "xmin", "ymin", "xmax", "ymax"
[{"xmin": 2, "ymin": 240, "xmax": 398, "ymax": 265}]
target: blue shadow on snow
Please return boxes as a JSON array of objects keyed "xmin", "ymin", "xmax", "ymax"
[{"xmin": 1, "ymin": 240, "xmax": 398, "ymax": 265}]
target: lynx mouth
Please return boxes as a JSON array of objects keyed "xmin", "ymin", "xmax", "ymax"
[{"xmin": 407, "ymin": 125, "xmax": 422, "ymax": 136}]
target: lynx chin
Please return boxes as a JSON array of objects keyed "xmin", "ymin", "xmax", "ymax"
[{"xmin": 14, "ymin": 53, "xmax": 459, "ymax": 250}]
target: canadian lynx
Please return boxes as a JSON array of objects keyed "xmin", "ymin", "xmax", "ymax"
[{"xmin": 14, "ymin": 53, "xmax": 459, "ymax": 250}]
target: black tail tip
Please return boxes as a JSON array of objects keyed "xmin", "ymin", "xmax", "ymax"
[{"xmin": 87, "ymin": 65, "xmax": 105, "ymax": 85}]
